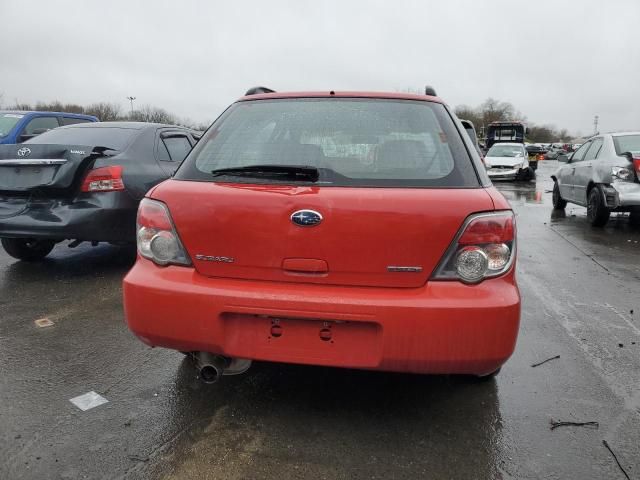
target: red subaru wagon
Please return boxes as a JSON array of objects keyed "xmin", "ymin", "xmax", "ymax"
[{"xmin": 123, "ymin": 88, "xmax": 520, "ymax": 382}]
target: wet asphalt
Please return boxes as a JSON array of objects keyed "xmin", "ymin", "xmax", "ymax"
[{"xmin": 1, "ymin": 160, "xmax": 639, "ymax": 480}]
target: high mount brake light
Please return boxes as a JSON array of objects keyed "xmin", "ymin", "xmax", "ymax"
[
  {"xmin": 432, "ymin": 211, "xmax": 516, "ymax": 284},
  {"xmin": 136, "ymin": 198, "xmax": 191, "ymax": 266},
  {"xmin": 81, "ymin": 165, "xmax": 125, "ymax": 192}
]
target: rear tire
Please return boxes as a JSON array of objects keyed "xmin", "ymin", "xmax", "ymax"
[
  {"xmin": 1, "ymin": 238, "xmax": 55, "ymax": 261},
  {"xmin": 587, "ymin": 186, "xmax": 610, "ymax": 227},
  {"xmin": 552, "ymin": 181, "xmax": 567, "ymax": 209}
]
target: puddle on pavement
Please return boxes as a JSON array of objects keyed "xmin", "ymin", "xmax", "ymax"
[{"xmin": 494, "ymin": 181, "xmax": 545, "ymax": 205}]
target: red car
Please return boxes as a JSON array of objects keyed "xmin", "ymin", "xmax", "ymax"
[{"xmin": 123, "ymin": 88, "xmax": 520, "ymax": 382}]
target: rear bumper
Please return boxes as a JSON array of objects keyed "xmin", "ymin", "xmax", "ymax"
[
  {"xmin": 609, "ymin": 181, "xmax": 640, "ymax": 207},
  {"xmin": 123, "ymin": 260, "xmax": 521, "ymax": 375},
  {"xmin": 0, "ymin": 192, "xmax": 138, "ymax": 242}
]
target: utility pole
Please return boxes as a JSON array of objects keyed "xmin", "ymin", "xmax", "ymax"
[
  {"xmin": 593, "ymin": 115, "xmax": 599, "ymax": 135},
  {"xmin": 126, "ymin": 96, "xmax": 136, "ymax": 115}
]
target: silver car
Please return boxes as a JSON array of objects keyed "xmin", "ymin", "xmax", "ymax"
[{"xmin": 552, "ymin": 132, "xmax": 640, "ymax": 226}]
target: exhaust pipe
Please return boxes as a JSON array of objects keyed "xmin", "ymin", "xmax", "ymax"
[{"xmin": 195, "ymin": 352, "xmax": 226, "ymax": 384}]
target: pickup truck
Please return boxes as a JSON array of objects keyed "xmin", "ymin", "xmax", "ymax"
[{"xmin": 0, "ymin": 111, "xmax": 98, "ymax": 144}]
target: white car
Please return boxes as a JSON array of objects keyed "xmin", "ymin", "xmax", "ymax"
[{"xmin": 485, "ymin": 143, "xmax": 534, "ymax": 181}]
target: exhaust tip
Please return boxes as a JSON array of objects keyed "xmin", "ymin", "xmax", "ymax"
[{"xmin": 199, "ymin": 364, "xmax": 222, "ymax": 384}]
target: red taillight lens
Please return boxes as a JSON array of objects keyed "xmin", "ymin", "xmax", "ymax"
[
  {"xmin": 432, "ymin": 211, "xmax": 516, "ymax": 284},
  {"xmin": 633, "ymin": 158, "xmax": 640, "ymax": 176},
  {"xmin": 459, "ymin": 214, "xmax": 515, "ymax": 245},
  {"xmin": 81, "ymin": 165, "xmax": 124, "ymax": 192},
  {"xmin": 136, "ymin": 198, "xmax": 191, "ymax": 266}
]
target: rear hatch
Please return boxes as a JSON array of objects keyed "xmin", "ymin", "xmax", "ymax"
[
  {"xmin": 0, "ymin": 144, "xmax": 106, "ymax": 193},
  {"xmin": 159, "ymin": 96, "xmax": 495, "ymax": 288},
  {"xmin": 155, "ymin": 180, "xmax": 495, "ymax": 288}
]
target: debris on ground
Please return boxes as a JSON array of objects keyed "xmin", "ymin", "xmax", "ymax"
[
  {"xmin": 34, "ymin": 318, "xmax": 54, "ymax": 328},
  {"xmin": 549, "ymin": 420, "xmax": 599, "ymax": 430},
  {"xmin": 531, "ymin": 355, "xmax": 560, "ymax": 368},
  {"xmin": 69, "ymin": 391, "xmax": 109, "ymax": 411},
  {"xmin": 602, "ymin": 440, "xmax": 631, "ymax": 480}
]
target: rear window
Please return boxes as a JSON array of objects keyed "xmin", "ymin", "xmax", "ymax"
[
  {"xmin": 613, "ymin": 134, "xmax": 640, "ymax": 155},
  {"xmin": 25, "ymin": 126, "xmax": 138, "ymax": 151},
  {"xmin": 176, "ymin": 98, "xmax": 479, "ymax": 187}
]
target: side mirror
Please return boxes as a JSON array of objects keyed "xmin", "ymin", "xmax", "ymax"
[{"xmin": 557, "ymin": 153, "xmax": 569, "ymax": 163}]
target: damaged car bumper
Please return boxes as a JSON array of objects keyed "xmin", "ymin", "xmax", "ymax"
[
  {"xmin": 0, "ymin": 191, "xmax": 137, "ymax": 242},
  {"xmin": 603, "ymin": 181, "xmax": 640, "ymax": 208},
  {"xmin": 487, "ymin": 168, "xmax": 520, "ymax": 180}
]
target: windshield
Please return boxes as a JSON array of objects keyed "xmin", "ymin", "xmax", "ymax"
[
  {"xmin": 487, "ymin": 144, "xmax": 525, "ymax": 158},
  {"xmin": 25, "ymin": 126, "xmax": 138, "ymax": 150},
  {"xmin": 0, "ymin": 113, "xmax": 24, "ymax": 138},
  {"xmin": 613, "ymin": 134, "xmax": 640, "ymax": 155},
  {"xmin": 177, "ymin": 98, "xmax": 479, "ymax": 187}
]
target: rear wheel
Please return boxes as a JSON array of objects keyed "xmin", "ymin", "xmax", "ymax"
[
  {"xmin": 1, "ymin": 238, "xmax": 56, "ymax": 261},
  {"xmin": 587, "ymin": 186, "xmax": 610, "ymax": 227},
  {"xmin": 552, "ymin": 181, "xmax": 567, "ymax": 209}
]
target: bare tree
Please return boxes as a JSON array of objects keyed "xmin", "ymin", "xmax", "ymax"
[
  {"xmin": 85, "ymin": 102, "xmax": 122, "ymax": 121},
  {"xmin": 128, "ymin": 104, "xmax": 177, "ymax": 124}
]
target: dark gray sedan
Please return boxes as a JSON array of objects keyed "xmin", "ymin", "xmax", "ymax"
[
  {"xmin": 0, "ymin": 122, "xmax": 199, "ymax": 260},
  {"xmin": 552, "ymin": 132, "xmax": 640, "ymax": 226}
]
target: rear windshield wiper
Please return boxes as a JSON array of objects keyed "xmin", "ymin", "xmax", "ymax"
[{"xmin": 210, "ymin": 164, "xmax": 319, "ymax": 182}]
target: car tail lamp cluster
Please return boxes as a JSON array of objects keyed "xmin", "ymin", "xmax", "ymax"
[
  {"xmin": 136, "ymin": 198, "xmax": 191, "ymax": 266},
  {"xmin": 633, "ymin": 156, "xmax": 640, "ymax": 179},
  {"xmin": 432, "ymin": 211, "xmax": 516, "ymax": 284},
  {"xmin": 81, "ymin": 166, "xmax": 125, "ymax": 192}
]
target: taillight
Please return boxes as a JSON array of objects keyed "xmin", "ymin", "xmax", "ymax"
[
  {"xmin": 432, "ymin": 211, "xmax": 516, "ymax": 284},
  {"xmin": 136, "ymin": 198, "xmax": 191, "ymax": 266},
  {"xmin": 81, "ymin": 165, "xmax": 125, "ymax": 192},
  {"xmin": 633, "ymin": 157, "xmax": 640, "ymax": 177}
]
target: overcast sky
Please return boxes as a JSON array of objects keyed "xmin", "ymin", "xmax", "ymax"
[{"xmin": 2, "ymin": 0, "xmax": 639, "ymax": 135}]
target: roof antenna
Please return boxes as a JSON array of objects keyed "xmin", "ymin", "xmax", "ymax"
[{"xmin": 424, "ymin": 85, "xmax": 437, "ymax": 96}]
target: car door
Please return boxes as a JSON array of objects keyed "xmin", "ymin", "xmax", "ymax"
[
  {"xmin": 573, "ymin": 137, "xmax": 603, "ymax": 205},
  {"xmin": 562, "ymin": 141, "xmax": 591, "ymax": 202},
  {"xmin": 17, "ymin": 115, "xmax": 60, "ymax": 143},
  {"xmin": 156, "ymin": 130, "xmax": 194, "ymax": 176}
]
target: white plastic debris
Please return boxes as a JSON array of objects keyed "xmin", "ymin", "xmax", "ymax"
[
  {"xmin": 69, "ymin": 391, "xmax": 108, "ymax": 411},
  {"xmin": 34, "ymin": 318, "xmax": 54, "ymax": 328}
]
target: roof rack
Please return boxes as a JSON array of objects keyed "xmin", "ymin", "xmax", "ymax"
[
  {"xmin": 424, "ymin": 85, "xmax": 437, "ymax": 96},
  {"xmin": 245, "ymin": 86, "xmax": 276, "ymax": 96}
]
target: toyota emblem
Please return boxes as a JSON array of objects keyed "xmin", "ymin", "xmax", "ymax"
[{"xmin": 17, "ymin": 147, "xmax": 31, "ymax": 157}]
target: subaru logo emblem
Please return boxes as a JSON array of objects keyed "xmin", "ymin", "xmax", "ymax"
[
  {"xmin": 291, "ymin": 209, "xmax": 323, "ymax": 227},
  {"xmin": 17, "ymin": 147, "xmax": 31, "ymax": 157}
]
